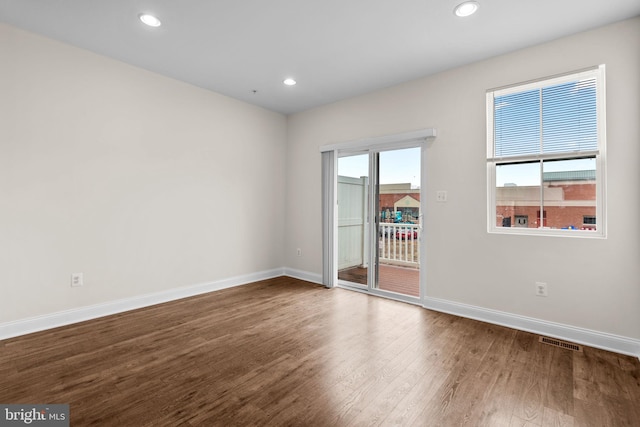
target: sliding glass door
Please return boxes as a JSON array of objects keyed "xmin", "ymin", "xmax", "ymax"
[{"xmin": 337, "ymin": 147, "xmax": 422, "ymax": 301}]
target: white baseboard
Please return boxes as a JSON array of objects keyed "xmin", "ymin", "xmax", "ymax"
[
  {"xmin": 424, "ymin": 296, "xmax": 640, "ymax": 359},
  {"xmin": 283, "ymin": 268, "xmax": 323, "ymax": 285},
  {"xmin": 0, "ymin": 268, "xmax": 285, "ymax": 341}
]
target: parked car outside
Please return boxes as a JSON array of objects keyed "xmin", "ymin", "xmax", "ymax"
[{"xmin": 395, "ymin": 228, "xmax": 418, "ymax": 240}]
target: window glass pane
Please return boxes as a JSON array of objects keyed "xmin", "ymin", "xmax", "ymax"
[
  {"xmin": 494, "ymin": 78, "xmax": 598, "ymax": 158},
  {"xmin": 542, "ymin": 79, "xmax": 598, "ymax": 153},
  {"xmin": 494, "ymin": 89, "xmax": 540, "ymax": 157},
  {"xmin": 338, "ymin": 154, "xmax": 368, "ymax": 179},
  {"xmin": 337, "ymin": 154, "xmax": 369, "ymax": 286},
  {"xmin": 542, "ymin": 158, "xmax": 596, "ymax": 231},
  {"xmin": 496, "ymin": 162, "xmax": 541, "ymax": 228}
]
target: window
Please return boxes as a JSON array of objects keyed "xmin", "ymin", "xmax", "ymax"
[
  {"xmin": 583, "ymin": 215, "xmax": 597, "ymax": 230},
  {"xmin": 514, "ymin": 215, "xmax": 528, "ymax": 227},
  {"xmin": 487, "ymin": 66, "xmax": 606, "ymax": 237}
]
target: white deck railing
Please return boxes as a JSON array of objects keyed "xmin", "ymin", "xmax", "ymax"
[{"xmin": 379, "ymin": 223, "xmax": 420, "ymax": 267}]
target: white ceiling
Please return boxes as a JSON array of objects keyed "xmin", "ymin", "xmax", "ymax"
[{"xmin": 1, "ymin": 0, "xmax": 639, "ymax": 115}]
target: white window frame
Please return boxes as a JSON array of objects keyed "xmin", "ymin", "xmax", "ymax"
[{"xmin": 486, "ymin": 65, "xmax": 606, "ymax": 238}]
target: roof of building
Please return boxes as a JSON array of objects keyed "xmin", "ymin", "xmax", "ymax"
[{"xmin": 543, "ymin": 170, "xmax": 596, "ymax": 182}]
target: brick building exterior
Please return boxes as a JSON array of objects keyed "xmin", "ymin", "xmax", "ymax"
[
  {"xmin": 496, "ymin": 171, "xmax": 596, "ymax": 230},
  {"xmin": 379, "ymin": 183, "xmax": 420, "ymax": 223}
]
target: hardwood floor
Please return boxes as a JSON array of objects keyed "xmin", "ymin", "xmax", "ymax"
[{"xmin": 1, "ymin": 277, "xmax": 638, "ymax": 426}]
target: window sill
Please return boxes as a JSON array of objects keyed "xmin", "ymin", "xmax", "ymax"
[{"xmin": 488, "ymin": 227, "xmax": 606, "ymax": 239}]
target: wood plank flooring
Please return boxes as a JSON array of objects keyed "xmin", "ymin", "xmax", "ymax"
[{"xmin": 1, "ymin": 276, "xmax": 638, "ymax": 426}]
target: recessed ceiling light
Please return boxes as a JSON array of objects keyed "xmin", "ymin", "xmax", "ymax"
[
  {"xmin": 139, "ymin": 13, "xmax": 162, "ymax": 27},
  {"xmin": 454, "ymin": 1, "xmax": 479, "ymax": 17},
  {"xmin": 283, "ymin": 78, "xmax": 297, "ymax": 86}
]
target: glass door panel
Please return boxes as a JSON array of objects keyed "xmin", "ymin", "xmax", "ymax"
[
  {"xmin": 337, "ymin": 154, "xmax": 369, "ymax": 287},
  {"xmin": 375, "ymin": 147, "xmax": 421, "ymax": 297}
]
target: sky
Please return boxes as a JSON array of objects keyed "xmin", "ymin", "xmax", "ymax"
[
  {"xmin": 338, "ymin": 147, "xmax": 421, "ymax": 188},
  {"xmin": 496, "ymin": 158, "xmax": 596, "ymax": 187}
]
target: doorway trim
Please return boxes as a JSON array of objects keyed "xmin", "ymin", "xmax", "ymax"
[{"xmin": 320, "ymin": 128, "xmax": 436, "ymax": 153}]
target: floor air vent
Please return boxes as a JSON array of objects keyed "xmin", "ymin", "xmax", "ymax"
[{"xmin": 539, "ymin": 336, "xmax": 583, "ymax": 352}]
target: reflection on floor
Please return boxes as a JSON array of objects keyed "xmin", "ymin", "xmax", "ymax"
[{"xmin": 338, "ymin": 264, "xmax": 419, "ymax": 297}]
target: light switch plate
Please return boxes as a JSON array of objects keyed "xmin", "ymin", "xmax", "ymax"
[{"xmin": 436, "ymin": 190, "xmax": 448, "ymax": 202}]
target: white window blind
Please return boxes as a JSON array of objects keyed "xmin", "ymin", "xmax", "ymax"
[{"xmin": 493, "ymin": 76, "xmax": 598, "ymax": 159}]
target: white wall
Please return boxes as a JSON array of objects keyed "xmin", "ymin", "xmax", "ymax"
[
  {"xmin": 0, "ymin": 24, "xmax": 287, "ymax": 323},
  {"xmin": 285, "ymin": 17, "xmax": 640, "ymax": 341}
]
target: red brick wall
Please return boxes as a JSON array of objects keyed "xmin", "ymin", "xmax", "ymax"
[
  {"xmin": 547, "ymin": 183, "xmax": 595, "ymax": 200},
  {"xmin": 496, "ymin": 182, "xmax": 596, "ymax": 230},
  {"xmin": 497, "ymin": 205, "xmax": 597, "ymax": 229}
]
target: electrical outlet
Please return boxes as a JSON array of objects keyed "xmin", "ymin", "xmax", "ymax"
[
  {"xmin": 296, "ymin": 248, "xmax": 302, "ymax": 257},
  {"xmin": 71, "ymin": 273, "xmax": 84, "ymax": 287},
  {"xmin": 436, "ymin": 190, "xmax": 448, "ymax": 202},
  {"xmin": 535, "ymin": 282, "xmax": 548, "ymax": 297}
]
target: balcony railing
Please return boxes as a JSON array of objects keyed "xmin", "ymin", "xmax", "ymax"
[{"xmin": 379, "ymin": 223, "xmax": 420, "ymax": 267}]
